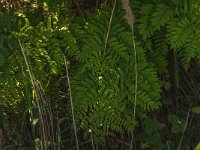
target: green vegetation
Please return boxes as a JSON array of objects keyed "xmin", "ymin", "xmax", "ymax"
[{"xmin": 0, "ymin": 0, "xmax": 200, "ymax": 149}]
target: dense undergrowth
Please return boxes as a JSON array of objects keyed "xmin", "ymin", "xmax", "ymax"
[{"xmin": 0, "ymin": 0, "xmax": 200, "ymax": 149}]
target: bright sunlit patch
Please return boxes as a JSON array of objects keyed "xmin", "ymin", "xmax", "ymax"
[
  {"xmin": 32, "ymin": 119, "xmax": 39, "ymax": 126},
  {"xmin": 96, "ymin": 101, "xmax": 100, "ymax": 104},
  {"xmin": 60, "ymin": 27, "xmax": 68, "ymax": 31},
  {"xmin": 98, "ymin": 76, "xmax": 102, "ymax": 80},
  {"xmin": 17, "ymin": 13, "xmax": 24, "ymax": 17},
  {"xmin": 16, "ymin": 81, "xmax": 20, "ymax": 87},
  {"xmin": 43, "ymin": 2, "xmax": 47, "ymax": 8}
]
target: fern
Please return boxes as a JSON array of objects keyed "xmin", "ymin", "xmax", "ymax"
[
  {"xmin": 180, "ymin": 37, "xmax": 200, "ymax": 70},
  {"xmin": 132, "ymin": 0, "xmax": 200, "ymax": 72},
  {"xmin": 0, "ymin": 4, "xmax": 17, "ymax": 68},
  {"xmin": 12, "ymin": 0, "xmax": 200, "ymax": 144},
  {"xmin": 151, "ymin": 3, "xmax": 173, "ymax": 31},
  {"xmin": 147, "ymin": 31, "xmax": 169, "ymax": 74},
  {"xmin": 167, "ymin": 17, "xmax": 195, "ymax": 49},
  {"xmin": 1, "ymin": 0, "xmax": 200, "ymax": 149},
  {"xmin": 59, "ymin": 6, "xmax": 162, "ymax": 139},
  {"xmin": 138, "ymin": 4, "xmax": 155, "ymax": 40},
  {"xmin": 14, "ymin": 0, "xmax": 200, "ymax": 142}
]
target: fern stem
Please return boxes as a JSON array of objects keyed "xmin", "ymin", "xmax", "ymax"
[
  {"xmin": 103, "ymin": 0, "xmax": 117, "ymax": 54},
  {"xmin": 63, "ymin": 55, "xmax": 79, "ymax": 150}
]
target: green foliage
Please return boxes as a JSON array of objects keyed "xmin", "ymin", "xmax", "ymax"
[
  {"xmin": 0, "ymin": 53, "xmax": 5, "ymax": 66},
  {"xmin": 132, "ymin": 0, "xmax": 200, "ymax": 70},
  {"xmin": 168, "ymin": 114, "xmax": 186, "ymax": 134},
  {"xmin": 27, "ymin": 5, "xmax": 161, "ymax": 140},
  {"xmin": 139, "ymin": 117, "xmax": 164, "ymax": 150},
  {"xmin": 131, "ymin": 0, "xmax": 200, "ymax": 149},
  {"xmin": 192, "ymin": 107, "xmax": 200, "ymax": 114},
  {"xmin": 1, "ymin": 0, "xmax": 200, "ymax": 149},
  {"xmin": 0, "ymin": 4, "xmax": 17, "ymax": 68},
  {"xmin": 61, "ymin": 6, "xmax": 161, "ymax": 139},
  {"xmin": 195, "ymin": 143, "xmax": 200, "ymax": 150}
]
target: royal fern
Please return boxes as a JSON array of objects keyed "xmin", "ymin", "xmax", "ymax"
[
  {"xmin": 132, "ymin": 0, "xmax": 200, "ymax": 71},
  {"xmin": 58, "ymin": 5, "xmax": 162, "ymax": 139}
]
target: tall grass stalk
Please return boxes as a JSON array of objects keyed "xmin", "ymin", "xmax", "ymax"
[
  {"xmin": 177, "ymin": 103, "xmax": 192, "ymax": 150},
  {"xmin": 63, "ymin": 55, "xmax": 79, "ymax": 150},
  {"xmin": 90, "ymin": 133, "xmax": 95, "ymax": 150},
  {"xmin": 19, "ymin": 40, "xmax": 55, "ymax": 150},
  {"xmin": 103, "ymin": 0, "xmax": 116, "ymax": 56},
  {"xmin": 121, "ymin": 0, "xmax": 137, "ymax": 149}
]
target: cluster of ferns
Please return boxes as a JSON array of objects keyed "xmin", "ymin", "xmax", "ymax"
[
  {"xmin": 23, "ymin": 0, "xmax": 200, "ymax": 139},
  {"xmin": 1, "ymin": 0, "xmax": 200, "ymax": 145}
]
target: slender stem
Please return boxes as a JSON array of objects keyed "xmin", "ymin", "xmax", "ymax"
[
  {"xmin": 120, "ymin": 0, "xmax": 138, "ymax": 148},
  {"xmin": 91, "ymin": 133, "xmax": 95, "ymax": 150},
  {"xmin": 130, "ymin": 28, "xmax": 137, "ymax": 150},
  {"xmin": 132, "ymin": 28, "xmax": 137, "ymax": 118},
  {"xmin": 103, "ymin": 0, "xmax": 117, "ymax": 55},
  {"xmin": 177, "ymin": 103, "xmax": 192, "ymax": 150},
  {"xmin": 19, "ymin": 40, "xmax": 47, "ymax": 150},
  {"xmin": 63, "ymin": 55, "xmax": 79, "ymax": 150}
]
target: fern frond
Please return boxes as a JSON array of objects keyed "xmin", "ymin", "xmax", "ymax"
[
  {"xmin": 151, "ymin": 3, "xmax": 173, "ymax": 30},
  {"xmin": 180, "ymin": 38, "xmax": 200, "ymax": 70},
  {"xmin": 167, "ymin": 17, "xmax": 195, "ymax": 49},
  {"xmin": 138, "ymin": 4, "xmax": 155, "ymax": 39},
  {"xmin": 148, "ymin": 31, "xmax": 169, "ymax": 74}
]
